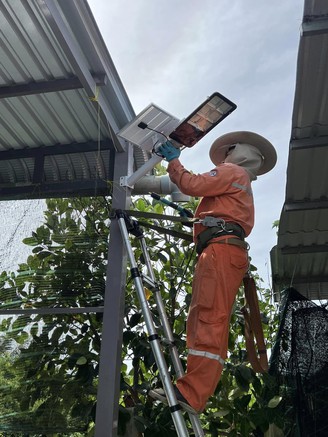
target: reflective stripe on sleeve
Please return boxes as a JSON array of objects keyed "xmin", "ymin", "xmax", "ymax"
[
  {"xmin": 188, "ymin": 348, "xmax": 225, "ymax": 366},
  {"xmin": 232, "ymin": 182, "xmax": 252, "ymax": 196}
]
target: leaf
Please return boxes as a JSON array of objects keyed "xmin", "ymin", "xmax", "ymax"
[
  {"xmin": 16, "ymin": 331, "xmax": 29, "ymax": 344},
  {"xmin": 134, "ymin": 415, "xmax": 147, "ymax": 433},
  {"xmin": 268, "ymin": 395, "xmax": 282, "ymax": 408},
  {"xmin": 129, "ymin": 312, "xmax": 142, "ymax": 328},
  {"xmin": 252, "ymin": 374, "xmax": 262, "ymax": 393},
  {"xmin": 238, "ymin": 364, "xmax": 253, "ymax": 381},
  {"xmin": 32, "ymin": 246, "xmax": 43, "ymax": 254},
  {"xmin": 65, "ymin": 239, "xmax": 74, "ymax": 250},
  {"xmin": 76, "ymin": 356, "xmax": 88, "ymax": 365},
  {"xmin": 87, "ymin": 422, "xmax": 96, "ymax": 437},
  {"xmin": 235, "ymin": 365, "xmax": 252, "ymax": 391},
  {"xmin": 117, "ymin": 406, "xmax": 132, "ymax": 435},
  {"xmin": 145, "ymin": 288, "xmax": 151, "ymax": 300},
  {"xmin": 234, "ymin": 394, "xmax": 252, "ymax": 412},
  {"xmin": 212, "ymin": 409, "xmax": 230, "ymax": 417},
  {"xmin": 134, "ymin": 198, "xmax": 146, "ymax": 212},
  {"xmin": 22, "ymin": 237, "xmax": 39, "ymax": 246},
  {"xmin": 51, "ymin": 327, "xmax": 64, "ymax": 342},
  {"xmin": 153, "ymin": 202, "xmax": 164, "ymax": 214},
  {"xmin": 272, "ymin": 220, "xmax": 280, "ymax": 229},
  {"xmin": 228, "ymin": 387, "xmax": 244, "ymax": 400},
  {"xmin": 123, "ymin": 330, "xmax": 136, "ymax": 346},
  {"xmin": 12, "ymin": 315, "xmax": 30, "ymax": 330},
  {"xmin": 37, "ymin": 250, "xmax": 54, "ymax": 259},
  {"xmin": 157, "ymin": 252, "xmax": 168, "ymax": 264}
]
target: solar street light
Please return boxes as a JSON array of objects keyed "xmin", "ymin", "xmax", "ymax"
[{"xmin": 118, "ymin": 92, "xmax": 236, "ymax": 187}]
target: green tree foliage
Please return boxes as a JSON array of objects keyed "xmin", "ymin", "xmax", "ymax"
[{"xmin": 0, "ymin": 196, "xmax": 291, "ymax": 436}]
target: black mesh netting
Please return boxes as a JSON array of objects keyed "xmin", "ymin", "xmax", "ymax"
[{"xmin": 270, "ymin": 287, "xmax": 328, "ymax": 437}]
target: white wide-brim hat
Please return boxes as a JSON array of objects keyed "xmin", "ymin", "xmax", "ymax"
[{"xmin": 209, "ymin": 131, "xmax": 277, "ymax": 175}]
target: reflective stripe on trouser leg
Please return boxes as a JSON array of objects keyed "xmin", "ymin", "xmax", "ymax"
[
  {"xmin": 188, "ymin": 348, "xmax": 225, "ymax": 366},
  {"xmin": 176, "ymin": 242, "xmax": 248, "ymax": 412}
]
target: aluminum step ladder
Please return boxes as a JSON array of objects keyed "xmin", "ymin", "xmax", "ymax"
[{"xmin": 116, "ymin": 210, "xmax": 204, "ymax": 437}]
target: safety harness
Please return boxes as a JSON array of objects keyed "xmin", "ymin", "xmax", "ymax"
[{"xmin": 196, "ymin": 216, "xmax": 247, "ymax": 254}]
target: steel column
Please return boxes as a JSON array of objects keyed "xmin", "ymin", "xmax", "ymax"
[{"xmin": 95, "ymin": 145, "xmax": 134, "ymax": 437}]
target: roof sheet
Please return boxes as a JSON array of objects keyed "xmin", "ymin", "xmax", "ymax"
[
  {"xmin": 271, "ymin": 0, "xmax": 328, "ymax": 300},
  {"xmin": 0, "ymin": 0, "xmax": 143, "ymax": 199}
]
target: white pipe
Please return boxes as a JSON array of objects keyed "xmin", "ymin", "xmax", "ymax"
[
  {"xmin": 126, "ymin": 155, "xmax": 162, "ymax": 187},
  {"xmin": 133, "ymin": 175, "xmax": 190, "ymax": 202}
]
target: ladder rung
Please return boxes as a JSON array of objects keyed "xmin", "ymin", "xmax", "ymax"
[
  {"xmin": 141, "ymin": 274, "xmax": 158, "ymax": 290},
  {"xmin": 161, "ymin": 338, "xmax": 176, "ymax": 347}
]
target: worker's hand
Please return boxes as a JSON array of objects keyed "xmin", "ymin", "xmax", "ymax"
[{"xmin": 158, "ymin": 141, "xmax": 181, "ymax": 162}]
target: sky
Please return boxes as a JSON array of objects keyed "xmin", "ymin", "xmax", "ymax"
[
  {"xmin": 0, "ymin": 1, "xmax": 305, "ymax": 288},
  {"xmin": 87, "ymin": 0, "xmax": 304, "ymax": 287}
]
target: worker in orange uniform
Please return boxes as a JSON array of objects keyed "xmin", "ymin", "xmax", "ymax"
[{"xmin": 150, "ymin": 131, "xmax": 277, "ymax": 415}]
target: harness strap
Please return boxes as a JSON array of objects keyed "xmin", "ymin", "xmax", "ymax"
[
  {"xmin": 137, "ymin": 220, "xmax": 193, "ymax": 242},
  {"xmin": 208, "ymin": 237, "xmax": 249, "ymax": 251},
  {"xmin": 242, "ymin": 274, "xmax": 268, "ymax": 373},
  {"xmin": 196, "ymin": 223, "xmax": 246, "ymax": 254}
]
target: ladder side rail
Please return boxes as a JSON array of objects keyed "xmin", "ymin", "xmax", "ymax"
[
  {"xmin": 139, "ymin": 236, "xmax": 185, "ymax": 378},
  {"xmin": 139, "ymin": 236, "xmax": 205, "ymax": 437},
  {"xmin": 116, "ymin": 215, "xmax": 190, "ymax": 437}
]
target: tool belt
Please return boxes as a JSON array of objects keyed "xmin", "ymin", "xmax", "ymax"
[{"xmin": 196, "ymin": 219, "xmax": 246, "ymax": 255}]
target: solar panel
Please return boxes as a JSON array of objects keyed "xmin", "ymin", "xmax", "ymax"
[{"xmin": 117, "ymin": 104, "xmax": 180, "ymax": 152}]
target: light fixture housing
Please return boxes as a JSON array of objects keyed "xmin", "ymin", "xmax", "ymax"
[{"xmin": 169, "ymin": 92, "xmax": 237, "ymax": 148}]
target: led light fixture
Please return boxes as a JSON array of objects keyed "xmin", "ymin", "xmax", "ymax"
[{"xmin": 169, "ymin": 92, "xmax": 237, "ymax": 147}]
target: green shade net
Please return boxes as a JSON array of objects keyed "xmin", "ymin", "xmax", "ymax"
[{"xmin": 270, "ymin": 288, "xmax": 328, "ymax": 437}]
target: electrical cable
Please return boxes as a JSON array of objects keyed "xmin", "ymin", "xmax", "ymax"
[{"xmin": 137, "ymin": 122, "xmax": 170, "ymax": 157}]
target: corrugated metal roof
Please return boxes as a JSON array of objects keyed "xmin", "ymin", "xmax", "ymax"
[
  {"xmin": 0, "ymin": 0, "xmax": 145, "ymax": 199},
  {"xmin": 271, "ymin": 0, "xmax": 328, "ymax": 300}
]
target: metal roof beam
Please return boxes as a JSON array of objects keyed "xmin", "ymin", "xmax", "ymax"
[
  {"xmin": 0, "ymin": 179, "xmax": 111, "ymax": 200},
  {"xmin": 302, "ymin": 17, "xmax": 328, "ymax": 36},
  {"xmin": 281, "ymin": 244, "xmax": 328, "ymax": 254},
  {"xmin": 0, "ymin": 307, "xmax": 104, "ymax": 316},
  {"xmin": 37, "ymin": 0, "xmax": 125, "ymax": 151},
  {"xmin": 288, "ymin": 275, "xmax": 328, "ymax": 285},
  {"xmin": 284, "ymin": 199, "xmax": 328, "ymax": 211},
  {"xmin": 273, "ymin": 275, "xmax": 328, "ymax": 285},
  {"xmin": 0, "ymin": 77, "xmax": 83, "ymax": 99},
  {"xmin": 290, "ymin": 136, "xmax": 328, "ymax": 150},
  {"xmin": 0, "ymin": 140, "xmax": 113, "ymax": 160}
]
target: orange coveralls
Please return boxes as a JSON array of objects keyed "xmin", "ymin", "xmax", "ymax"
[{"xmin": 167, "ymin": 159, "xmax": 254, "ymax": 412}]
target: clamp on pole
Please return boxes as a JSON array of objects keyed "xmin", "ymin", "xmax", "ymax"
[{"xmin": 115, "ymin": 209, "xmax": 143, "ymax": 238}]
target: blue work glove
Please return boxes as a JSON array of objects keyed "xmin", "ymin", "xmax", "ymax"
[{"xmin": 157, "ymin": 141, "xmax": 181, "ymax": 162}]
